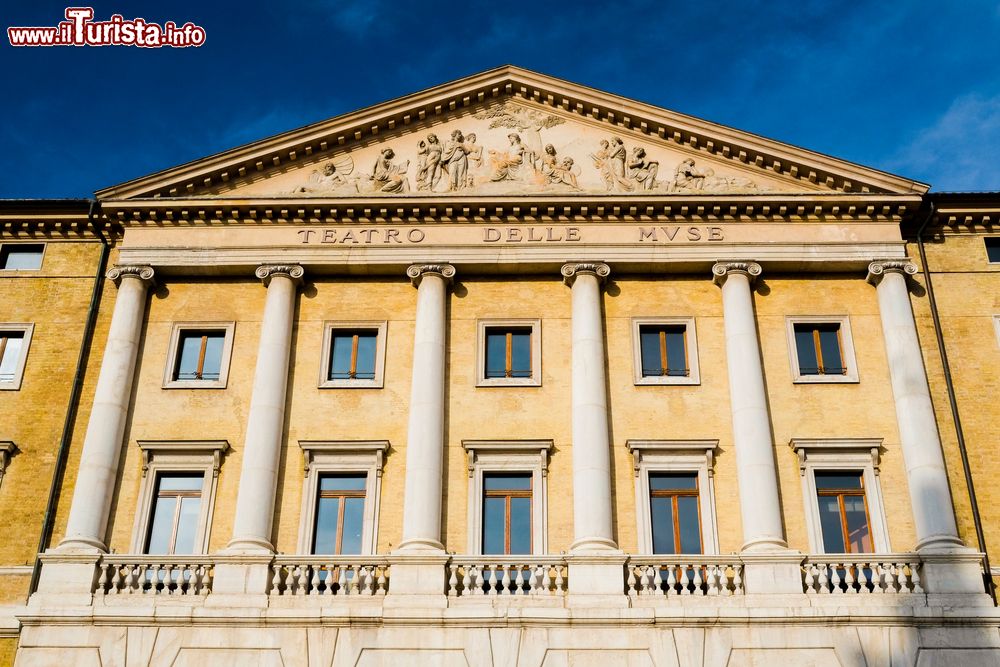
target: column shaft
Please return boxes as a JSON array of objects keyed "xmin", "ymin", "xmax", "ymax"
[
  {"xmin": 227, "ymin": 265, "xmax": 302, "ymax": 553},
  {"xmin": 60, "ymin": 266, "xmax": 154, "ymax": 552},
  {"xmin": 713, "ymin": 262, "xmax": 787, "ymax": 552},
  {"xmin": 868, "ymin": 261, "xmax": 963, "ymax": 551},
  {"xmin": 563, "ymin": 262, "xmax": 617, "ymax": 553},
  {"xmin": 397, "ymin": 264, "xmax": 454, "ymax": 553}
]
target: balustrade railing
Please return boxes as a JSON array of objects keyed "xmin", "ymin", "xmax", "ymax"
[
  {"xmin": 448, "ymin": 557, "xmax": 568, "ymax": 597},
  {"xmin": 802, "ymin": 555, "xmax": 923, "ymax": 594},
  {"xmin": 97, "ymin": 556, "xmax": 214, "ymax": 596},
  {"xmin": 626, "ymin": 556, "xmax": 744, "ymax": 596},
  {"xmin": 270, "ymin": 556, "xmax": 389, "ymax": 596}
]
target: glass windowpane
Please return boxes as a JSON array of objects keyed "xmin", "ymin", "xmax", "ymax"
[
  {"xmin": 510, "ymin": 331, "xmax": 531, "ymax": 378},
  {"xmin": 330, "ymin": 335, "xmax": 355, "ymax": 379},
  {"xmin": 650, "ymin": 496, "xmax": 676, "ymax": 554},
  {"xmin": 340, "ymin": 497, "xmax": 365, "ymax": 554},
  {"xmin": 676, "ymin": 496, "xmax": 702, "ymax": 554},
  {"xmin": 794, "ymin": 327, "xmax": 820, "ymax": 374},
  {"xmin": 354, "ymin": 333, "xmax": 377, "ymax": 379},
  {"xmin": 483, "ymin": 497, "xmax": 506, "ymax": 554},
  {"xmin": 509, "ymin": 497, "xmax": 532, "ymax": 554},
  {"xmin": 200, "ymin": 334, "xmax": 224, "ymax": 380},
  {"xmin": 639, "ymin": 329, "xmax": 662, "ymax": 376},
  {"xmin": 817, "ymin": 495, "xmax": 847, "ymax": 553},
  {"xmin": 485, "ymin": 332, "xmax": 507, "ymax": 378},
  {"xmin": 313, "ymin": 496, "xmax": 341, "ymax": 553},
  {"xmin": 484, "ymin": 473, "xmax": 531, "ymax": 491},
  {"xmin": 815, "ymin": 472, "xmax": 863, "ymax": 490},
  {"xmin": 0, "ymin": 334, "xmax": 24, "ymax": 381},
  {"xmin": 175, "ymin": 334, "xmax": 203, "ymax": 380},
  {"xmin": 843, "ymin": 495, "xmax": 873, "ymax": 553},
  {"xmin": 818, "ymin": 328, "xmax": 844, "ymax": 374},
  {"xmin": 1, "ymin": 245, "xmax": 43, "ymax": 270},
  {"xmin": 173, "ymin": 496, "xmax": 201, "ymax": 555},
  {"xmin": 664, "ymin": 329, "xmax": 687, "ymax": 376},
  {"xmin": 649, "ymin": 473, "xmax": 697, "ymax": 491},
  {"xmin": 319, "ymin": 474, "xmax": 367, "ymax": 492},
  {"xmin": 157, "ymin": 474, "xmax": 204, "ymax": 492},
  {"xmin": 146, "ymin": 496, "xmax": 177, "ymax": 554}
]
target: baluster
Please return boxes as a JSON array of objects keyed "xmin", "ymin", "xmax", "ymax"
[
  {"xmin": 336, "ymin": 565, "xmax": 347, "ymax": 596},
  {"xmin": 528, "ymin": 565, "xmax": 539, "ymax": 595},
  {"xmin": 909, "ymin": 562, "xmax": 923, "ymax": 594},
  {"xmin": 554, "ymin": 564, "xmax": 565, "ymax": 594},
  {"xmin": 679, "ymin": 565, "xmax": 692, "ymax": 595},
  {"xmin": 889, "ymin": 563, "xmax": 901, "ymax": 593},
  {"xmin": 873, "ymin": 563, "xmax": 886, "ymax": 594},
  {"xmin": 664, "ymin": 566, "xmax": 675, "ymax": 596},
  {"xmin": 540, "ymin": 564, "xmax": 551, "ymax": 595},
  {"xmin": 857, "ymin": 562, "xmax": 872, "ymax": 593},
  {"xmin": 473, "ymin": 565, "xmax": 485, "ymax": 596},
  {"xmin": 376, "ymin": 565, "xmax": 387, "ymax": 596},
  {"xmin": 692, "ymin": 565, "xmax": 704, "ymax": 596},
  {"xmin": 501, "ymin": 564, "xmax": 512, "ymax": 596},
  {"xmin": 125, "ymin": 564, "xmax": 139, "ymax": 595},
  {"xmin": 627, "ymin": 565, "xmax": 637, "ymax": 597},
  {"xmin": 191, "ymin": 565, "xmax": 203, "ymax": 596},
  {"xmin": 817, "ymin": 564, "xmax": 830, "ymax": 594},
  {"xmin": 96, "ymin": 563, "xmax": 109, "ymax": 595},
  {"xmin": 844, "ymin": 562, "xmax": 857, "ymax": 594},
  {"xmin": 719, "ymin": 565, "xmax": 731, "ymax": 597},
  {"xmin": 830, "ymin": 563, "xmax": 843, "ymax": 594},
  {"xmin": 733, "ymin": 564, "xmax": 743, "ymax": 595},
  {"xmin": 513, "ymin": 565, "xmax": 525, "ymax": 595},
  {"xmin": 351, "ymin": 564, "xmax": 361, "ymax": 595},
  {"xmin": 803, "ymin": 564, "xmax": 815, "ymax": 594},
  {"xmin": 706, "ymin": 565, "xmax": 719, "ymax": 596},
  {"xmin": 271, "ymin": 563, "xmax": 284, "ymax": 595},
  {"xmin": 487, "ymin": 565, "xmax": 499, "ymax": 597},
  {"xmin": 447, "ymin": 563, "xmax": 458, "ymax": 597}
]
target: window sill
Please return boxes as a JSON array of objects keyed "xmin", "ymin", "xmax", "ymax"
[
  {"xmin": 634, "ymin": 376, "xmax": 700, "ymax": 386},
  {"xmin": 162, "ymin": 380, "xmax": 229, "ymax": 390},
  {"xmin": 319, "ymin": 379, "xmax": 384, "ymax": 389},
  {"xmin": 476, "ymin": 377, "xmax": 541, "ymax": 388},
  {"xmin": 791, "ymin": 375, "xmax": 859, "ymax": 384}
]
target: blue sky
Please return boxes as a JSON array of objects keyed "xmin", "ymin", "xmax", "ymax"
[{"xmin": 2, "ymin": 0, "xmax": 999, "ymax": 197}]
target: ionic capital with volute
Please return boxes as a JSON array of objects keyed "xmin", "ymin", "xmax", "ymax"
[{"xmin": 711, "ymin": 261, "xmax": 762, "ymax": 286}]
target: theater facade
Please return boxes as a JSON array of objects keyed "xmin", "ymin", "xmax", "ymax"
[{"xmin": 1, "ymin": 67, "xmax": 998, "ymax": 666}]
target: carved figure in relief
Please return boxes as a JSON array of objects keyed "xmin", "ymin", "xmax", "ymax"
[
  {"xmin": 540, "ymin": 144, "xmax": 580, "ymax": 189},
  {"xmin": 368, "ymin": 148, "xmax": 410, "ymax": 193},
  {"xmin": 416, "ymin": 133, "xmax": 444, "ymax": 191},
  {"xmin": 464, "ymin": 133, "xmax": 483, "ymax": 186},
  {"xmin": 441, "ymin": 130, "xmax": 470, "ymax": 191},
  {"xmin": 489, "ymin": 133, "xmax": 531, "ymax": 182},
  {"xmin": 628, "ymin": 147, "xmax": 659, "ymax": 190},
  {"xmin": 590, "ymin": 138, "xmax": 633, "ymax": 191},
  {"xmin": 672, "ymin": 158, "xmax": 708, "ymax": 191},
  {"xmin": 291, "ymin": 156, "xmax": 354, "ymax": 193}
]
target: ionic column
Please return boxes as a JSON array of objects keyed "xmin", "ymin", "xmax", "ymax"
[
  {"xmin": 562, "ymin": 262, "xmax": 618, "ymax": 553},
  {"xmin": 712, "ymin": 261, "xmax": 787, "ymax": 552},
  {"xmin": 397, "ymin": 263, "xmax": 455, "ymax": 553},
  {"xmin": 59, "ymin": 265, "xmax": 155, "ymax": 552},
  {"xmin": 867, "ymin": 260, "xmax": 964, "ymax": 552},
  {"xmin": 226, "ymin": 264, "xmax": 303, "ymax": 553}
]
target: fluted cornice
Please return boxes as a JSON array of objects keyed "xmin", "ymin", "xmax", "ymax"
[
  {"xmin": 255, "ymin": 264, "xmax": 305, "ymax": 287},
  {"xmin": 106, "ymin": 264, "xmax": 155, "ymax": 287},
  {"xmin": 711, "ymin": 261, "xmax": 762, "ymax": 287},
  {"xmin": 406, "ymin": 263, "xmax": 456, "ymax": 288},
  {"xmin": 561, "ymin": 262, "xmax": 611, "ymax": 287},
  {"xmin": 866, "ymin": 259, "xmax": 917, "ymax": 287}
]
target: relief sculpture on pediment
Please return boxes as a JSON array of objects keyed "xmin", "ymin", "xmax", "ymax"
[{"xmin": 276, "ymin": 101, "xmax": 769, "ymax": 197}]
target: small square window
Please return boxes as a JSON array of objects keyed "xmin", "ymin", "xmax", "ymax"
[
  {"xmin": 162, "ymin": 322, "xmax": 235, "ymax": 389},
  {"xmin": 0, "ymin": 243, "xmax": 44, "ymax": 270},
  {"xmin": 0, "ymin": 324, "xmax": 34, "ymax": 390},
  {"xmin": 786, "ymin": 316, "xmax": 859, "ymax": 383},
  {"xmin": 319, "ymin": 322, "xmax": 387, "ymax": 388},
  {"xmin": 476, "ymin": 320, "xmax": 541, "ymax": 387},
  {"xmin": 631, "ymin": 318, "xmax": 700, "ymax": 385},
  {"xmin": 985, "ymin": 237, "xmax": 1000, "ymax": 263}
]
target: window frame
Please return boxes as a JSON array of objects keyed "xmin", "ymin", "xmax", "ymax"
[
  {"xmin": 0, "ymin": 323, "xmax": 34, "ymax": 391},
  {"xmin": 630, "ymin": 317, "xmax": 700, "ymax": 386},
  {"xmin": 0, "ymin": 243, "xmax": 45, "ymax": 271},
  {"xmin": 789, "ymin": 438, "xmax": 890, "ymax": 554},
  {"xmin": 162, "ymin": 322, "xmax": 236, "ymax": 389},
  {"xmin": 476, "ymin": 319, "xmax": 542, "ymax": 387},
  {"xmin": 318, "ymin": 321, "xmax": 388, "ymax": 389},
  {"xmin": 130, "ymin": 440, "xmax": 229, "ymax": 555},
  {"xmin": 785, "ymin": 316, "xmax": 859, "ymax": 384},
  {"xmin": 626, "ymin": 439, "xmax": 720, "ymax": 555},
  {"xmin": 296, "ymin": 440, "xmax": 388, "ymax": 555},
  {"xmin": 462, "ymin": 440, "xmax": 551, "ymax": 555}
]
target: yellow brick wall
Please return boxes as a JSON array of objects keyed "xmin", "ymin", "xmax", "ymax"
[
  {"xmin": 0, "ymin": 239, "xmax": 102, "ymax": 603},
  {"xmin": 0, "ymin": 637, "xmax": 17, "ymax": 667},
  {"xmin": 910, "ymin": 231, "xmax": 1000, "ymax": 585}
]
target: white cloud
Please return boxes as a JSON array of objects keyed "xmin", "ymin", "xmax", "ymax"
[{"xmin": 886, "ymin": 93, "xmax": 1000, "ymax": 191}]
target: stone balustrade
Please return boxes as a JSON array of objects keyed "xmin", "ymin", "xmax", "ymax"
[
  {"xmin": 447, "ymin": 557, "xmax": 568, "ymax": 597},
  {"xmin": 270, "ymin": 556, "xmax": 389, "ymax": 596},
  {"xmin": 802, "ymin": 554, "xmax": 923, "ymax": 595},
  {"xmin": 626, "ymin": 556, "xmax": 744, "ymax": 597},
  {"xmin": 97, "ymin": 556, "xmax": 214, "ymax": 596}
]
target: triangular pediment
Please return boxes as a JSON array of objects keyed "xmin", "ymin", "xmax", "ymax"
[{"xmin": 96, "ymin": 66, "xmax": 928, "ymax": 200}]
